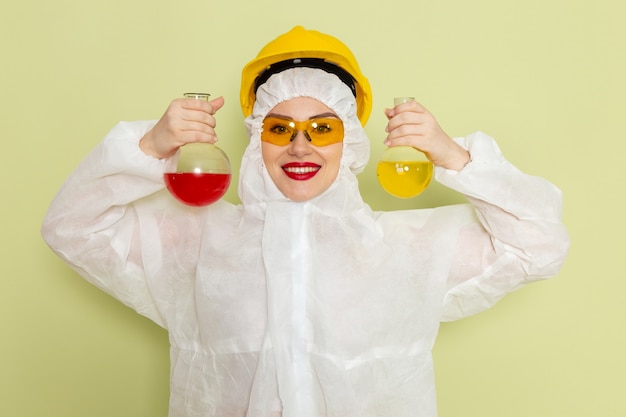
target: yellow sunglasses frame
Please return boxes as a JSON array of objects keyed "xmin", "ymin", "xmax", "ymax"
[{"xmin": 261, "ymin": 116, "xmax": 344, "ymax": 147}]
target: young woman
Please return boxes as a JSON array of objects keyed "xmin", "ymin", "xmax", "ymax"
[{"xmin": 42, "ymin": 26, "xmax": 569, "ymax": 417}]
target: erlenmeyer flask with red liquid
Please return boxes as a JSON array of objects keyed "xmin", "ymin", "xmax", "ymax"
[{"xmin": 164, "ymin": 93, "xmax": 231, "ymax": 206}]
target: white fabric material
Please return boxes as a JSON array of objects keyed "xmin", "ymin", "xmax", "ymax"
[{"xmin": 42, "ymin": 68, "xmax": 569, "ymax": 417}]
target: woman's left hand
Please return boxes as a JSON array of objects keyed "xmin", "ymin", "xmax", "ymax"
[{"xmin": 384, "ymin": 100, "xmax": 470, "ymax": 171}]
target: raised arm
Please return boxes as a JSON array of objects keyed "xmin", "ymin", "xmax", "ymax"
[
  {"xmin": 384, "ymin": 101, "xmax": 569, "ymax": 320},
  {"xmin": 41, "ymin": 96, "xmax": 225, "ymax": 325},
  {"xmin": 438, "ymin": 132, "xmax": 570, "ymax": 320}
]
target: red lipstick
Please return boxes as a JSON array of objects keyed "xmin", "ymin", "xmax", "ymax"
[{"xmin": 282, "ymin": 162, "xmax": 321, "ymax": 180}]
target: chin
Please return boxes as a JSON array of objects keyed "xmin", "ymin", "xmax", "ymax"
[
  {"xmin": 285, "ymin": 192, "xmax": 316, "ymax": 202},
  {"xmin": 283, "ymin": 186, "xmax": 326, "ymax": 202}
]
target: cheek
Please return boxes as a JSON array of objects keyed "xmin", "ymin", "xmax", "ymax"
[
  {"xmin": 261, "ymin": 143, "xmax": 280, "ymax": 167},
  {"xmin": 322, "ymin": 144, "xmax": 343, "ymax": 173}
]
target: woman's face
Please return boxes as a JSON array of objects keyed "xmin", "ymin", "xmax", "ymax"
[{"xmin": 261, "ymin": 97, "xmax": 343, "ymax": 202}]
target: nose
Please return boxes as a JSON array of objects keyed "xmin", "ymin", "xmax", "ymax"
[{"xmin": 287, "ymin": 130, "xmax": 312, "ymax": 157}]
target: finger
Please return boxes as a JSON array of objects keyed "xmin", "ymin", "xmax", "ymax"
[
  {"xmin": 385, "ymin": 126, "xmax": 427, "ymax": 146},
  {"xmin": 396, "ymin": 99, "xmax": 427, "ymax": 113},
  {"xmin": 180, "ymin": 119, "xmax": 216, "ymax": 134},
  {"xmin": 182, "ymin": 131, "xmax": 217, "ymax": 144},
  {"xmin": 179, "ymin": 97, "xmax": 213, "ymax": 114},
  {"xmin": 180, "ymin": 96, "xmax": 225, "ymax": 113},
  {"xmin": 180, "ymin": 108, "xmax": 217, "ymax": 128},
  {"xmin": 383, "ymin": 134, "xmax": 427, "ymax": 149},
  {"xmin": 179, "ymin": 96, "xmax": 224, "ymax": 126},
  {"xmin": 177, "ymin": 124, "xmax": 218, "ymax": 144},
  {"xmin": 208, "ymin": 96, "xmax": 225, "ymax": 114},
  {"xmin": 385, "ymin": 111, "xmax": 428, "ymax": 132},
  {"xmin": 179, "ymin": 116, "xmax": 220, "ymax": 144}
]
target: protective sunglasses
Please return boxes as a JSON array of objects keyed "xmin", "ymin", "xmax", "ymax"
[{"xmin": 261, "ymin": 116, "xmax": 344, "ymax": 147}]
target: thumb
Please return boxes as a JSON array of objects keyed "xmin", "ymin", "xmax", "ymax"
[{"xmin": 209, "ymin": 96, "xmax": 225, "ymax": 114}]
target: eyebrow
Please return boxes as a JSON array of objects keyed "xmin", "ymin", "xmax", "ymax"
[{"xmin": 265, "ymin": 112, "xmax": 339, "ymax": 120}]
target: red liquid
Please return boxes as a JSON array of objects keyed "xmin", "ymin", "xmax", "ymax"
[{"xmin": 164, "ymin": 172, "xmax": 231, "ymax": 206}]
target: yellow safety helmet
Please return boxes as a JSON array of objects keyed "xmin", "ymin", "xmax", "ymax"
[{"xmin": 240, "ymin": 26, "xmax": 372, "ymax": 126}]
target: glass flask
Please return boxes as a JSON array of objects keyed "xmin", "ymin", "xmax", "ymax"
[
  {"xmin": 376, "ymin": 97, "xmax": 433, "ymax": 198},
  {"xmin": 163, "ymin": 93, "xmax": 231, "ymax": 206}
]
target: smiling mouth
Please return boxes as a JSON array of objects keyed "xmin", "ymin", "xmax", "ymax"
[{"xmin": 282, "ymin": 163, "xmax": 321, "ymax": 180}]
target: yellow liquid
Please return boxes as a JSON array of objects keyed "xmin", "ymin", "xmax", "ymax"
[{"xmin": 376, "ymin": 160, "xmax": 433, "ymax": 198}]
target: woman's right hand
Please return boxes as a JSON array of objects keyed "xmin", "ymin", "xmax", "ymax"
[{"xmin": 139, "ymin": 96, "xmax": 225, "ymax": 159}]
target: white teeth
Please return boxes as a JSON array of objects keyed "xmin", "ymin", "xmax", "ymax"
[{"xmin": 284, "ymin": 166, "xmax": 319, "ymax": 174}]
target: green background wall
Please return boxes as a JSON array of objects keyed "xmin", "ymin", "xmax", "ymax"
[{"xmin": 1, "ymin": 0, "xmax": 623, "ymax": 416}]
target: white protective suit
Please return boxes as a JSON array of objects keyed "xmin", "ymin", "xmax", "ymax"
[{"xmin": 42, "ymin": 68, "xmax": 569, "ymax": 417}]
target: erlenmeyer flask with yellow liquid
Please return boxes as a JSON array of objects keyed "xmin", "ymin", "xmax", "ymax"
[
  {"xmin": 163, "ymin": 93, "xmax": 231, "ymax": 206},
  {"xmin": 376, "ymin": 97, "xmax": 433, "ymax": 198}
]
